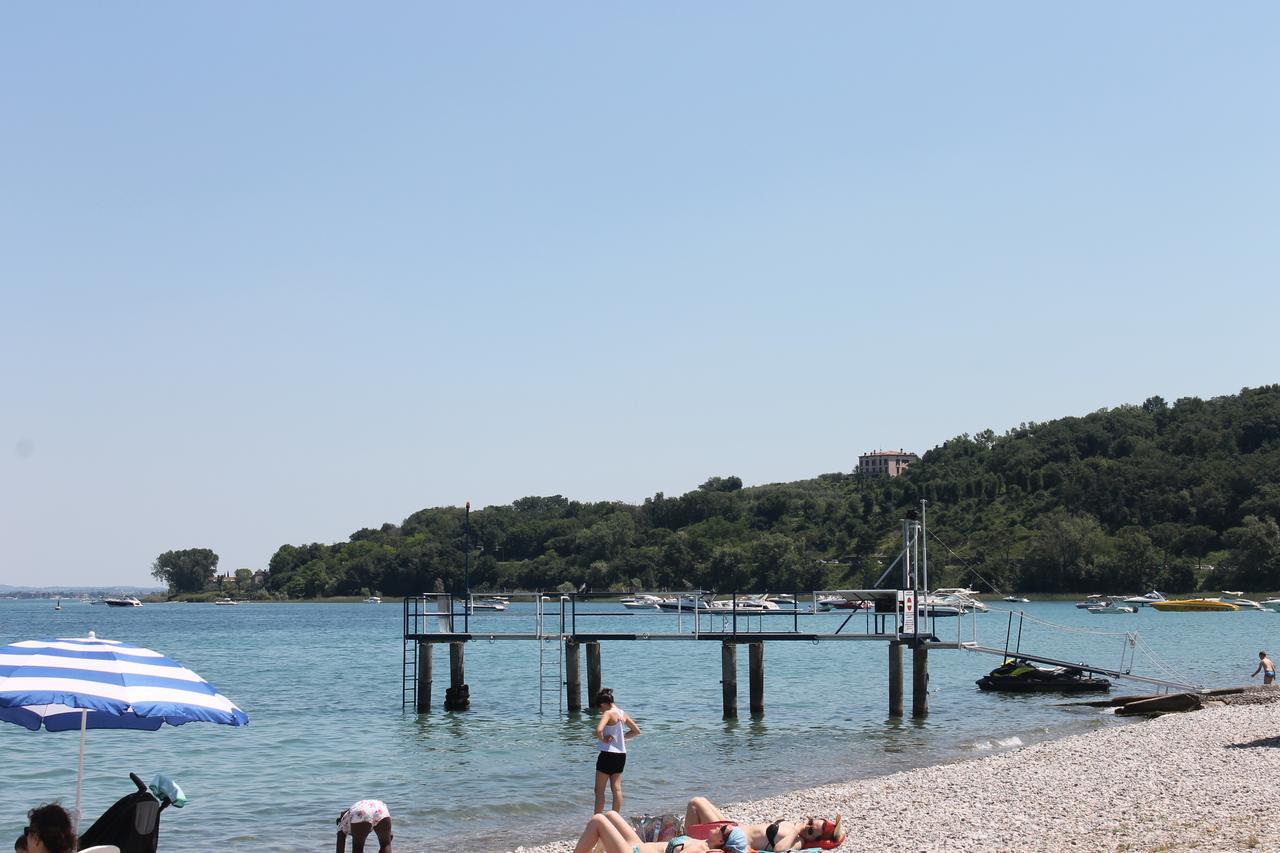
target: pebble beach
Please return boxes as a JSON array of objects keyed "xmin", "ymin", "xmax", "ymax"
[{"xmin": 517, "ymin": 689, "xmax": 1280, "ymax": 853}]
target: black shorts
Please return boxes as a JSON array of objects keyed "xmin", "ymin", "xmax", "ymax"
[{"xmin": 596, "ymin": 751, "xmax": 626, "ymax": 776}]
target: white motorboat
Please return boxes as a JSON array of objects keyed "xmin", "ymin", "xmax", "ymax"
[
  {"xmin": 467, "ymin": 598, "xmax": 507, "ymax": 612},
  {"xmin": 1217, "ymin": 591, "xmax": 1263, "ymax": 610},
  {"xmin": 104, "ymin": 597, "xmax": 143, "ymax": 607},
  {"xmin": 929, "ymin": 588, "xmax": 988, "ymax": 613},
  {"xmin": 657, "ymin": 595, "xmax": 712, "ymax": 612},
  {"xmin": 1122, "ymin": 590, "xmax": 1168, "ymax": 607},
  {"xmin": 1075, "ymin": 594, "xmax": 1107, "ymax": 608},
  {"xmin": 619, "ymin": 594, "xmax": 663, "ymax": 610},
  {"xmin": 1261, "ymin": 599, "xmax": 1280, "ymax": 613},
  {"xmin": 214, "ymin": 597, "xmax": 239, "ymax": 606},
  {"xmin": 1088, "ymin": 602, "xmax": 1137, "ymax": 614},
  {"xmin": 708, "ymin": 596, "xmax": 780, "ymax": 612},
  {"xmin": 364, "ymin": 596, "xmax": 382, "ymax": 604},
  {"xmin": 1002, "ymin": 595, "xmax": 1030, "ymax": 603}
]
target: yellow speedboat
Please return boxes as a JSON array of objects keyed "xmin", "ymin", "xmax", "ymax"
[{"xmin": 1150, "ymin": 598, "xmax": 1239, "ymax": 612}]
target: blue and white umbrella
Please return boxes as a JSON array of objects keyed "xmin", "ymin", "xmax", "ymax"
[{"xmin": 0, "ymin": 631, "xmax": 248, "ymax": 824}]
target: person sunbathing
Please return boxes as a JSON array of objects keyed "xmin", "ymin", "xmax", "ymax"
[
  {"xmin": 685, "ymin": 796, "xmax": 844, "ymax": 850},
  {"xmin": 572, "ymin": 810, "xmax": 746, "ymax": 853}
]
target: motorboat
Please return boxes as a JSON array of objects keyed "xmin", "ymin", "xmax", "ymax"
[
  {"xmin": 1261, "ymin": 599, "xmax": 1280, "ymax": 613},
  {"xmin": 1075, "ymin": 594, "xmax": 1107, "ymax": 608},
  {"xmin": 818, "ymin": 597, "xmax": 868, "ymax": 612},
  {"xmin": 214, "ymin": 597, "xmax": 239, "ymax": 606},
  {"xmin": 1150, "ymin": 598, "xmax": 1239, "ymax": 612},
  {"xmin": 1002, "ymin": 595, "xmax": 1030, "ymax": 603},
  {"xmin": 364, "ymin": 596, "xmax": 382, "ymax": 604},
  {"xmin": 104, "ymin": 597, "xmax": 143, "ymax": 607},
  {"xmin": 657, "ymin": 595, "xmax": 712, "ymax": 612},
  {"xmin": 1122, "ymin": 590, "xmax": 1168, "ymax": 607},
  {"xmin": 976, "ymin": 659, "xmax": 1111, "ymax": 693},
  {"xmin": 1087, "ymin": 602, "xmax": 1136, "ymax": 614},
  {"xmin": 929, "ymin": 588, "xmax": 988, "ymax": 613},
  {"xmin": 619, "ymin": 594, "xmax": 664, "ymax": 610},
  {"xmin": 468, "ymin": 597, "xmax": 508, "ymax": 611},
  {"xmin": 1221, "ymin": 592, "xmax": 1263, "ymax": 610},
  {"xmin": 710, "ymin": 596, "xmax": 780, "ymax": 612}
]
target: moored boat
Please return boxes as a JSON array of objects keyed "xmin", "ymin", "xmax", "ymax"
[
  {"xmin": 104, "ymin": 597, "xmax": 143, "ymax": 607},
  {"xmin": 1122, "ymin": 590, "xmax": 1168, "ymax": 607},
  {"xmin": 1150, "ymin": 598, "xmax": 1239, "ymax": 612},
  {"xmin": 214, "ymin": 597, "xmax": 239, "ymax": 606},
  {"xmin": 1087, "ymin": 602, "xmax": 1137, "ymax": 614},
  {"xmin": 619, "ymin": 594, "xmax": 663, "ymax": 610},
  {"xmin": 976, "ymin": 659, "xmax": 1111, "ymax": 693}
]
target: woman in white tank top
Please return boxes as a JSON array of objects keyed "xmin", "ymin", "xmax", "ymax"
[{"xmin": 593, "ymin": 687, "xmax": 641, "ymax": 814}]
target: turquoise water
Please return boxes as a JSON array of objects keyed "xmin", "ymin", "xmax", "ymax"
[{"xmin": 0, "ymin": 599, "xmax": 1273, "ymax": 851}]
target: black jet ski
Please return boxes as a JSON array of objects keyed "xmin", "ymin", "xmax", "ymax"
[{"xmin": 976, "ymin": 658, "xmax": 1111, "ymax": 693}]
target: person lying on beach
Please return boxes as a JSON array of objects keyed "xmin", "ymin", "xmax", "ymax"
[
  {"xmin": 572, "ymin": 810, "xmax": 746, "ymax": 853},
  {"xmin": 20, "ymin": 804, "xmax": 76, "ymax": 853},
  {"xmin": 336, "ymin": 799, "xmax": 393, "ymax": 853},
  {"xmin": 685, "ymin": 797, "xmax": 844, "ymax": 850}
]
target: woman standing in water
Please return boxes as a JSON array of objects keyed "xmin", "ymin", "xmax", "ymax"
[{"xmin": 593, "ymin": 687, "xmax": 640, "ymax": 814}]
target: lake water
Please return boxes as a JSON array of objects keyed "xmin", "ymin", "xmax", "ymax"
[{"xmin": 0, "ymin": 598, "xmax": 1273, "ymax": 851}]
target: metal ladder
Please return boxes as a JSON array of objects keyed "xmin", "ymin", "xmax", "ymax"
[
  {"xmin": 401, "ymin": 596, "xmax": 422, "ymax": 708},
  {"xmin": 536, "ymin": 593, "xmax": 564, "ymax": 715}
]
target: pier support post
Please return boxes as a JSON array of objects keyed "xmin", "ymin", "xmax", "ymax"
[
  {"xmin": 749, "ymin": 641, "xmax": 765, "ymax": 716},
  {"xmin": 585, "ymin": 641, "xmax": 602, "ymax": 709},
  {"xmin": 445, "ymin": 641, "xmax": 469, "ymax": 710},
  {"xmin": 565, "ymin": 638, "xmax": 582, "ymax": 712},
  {"xmin": 416, "ymin": 640, "xmax": 432, "ymax": 713},
  {"xmin": 912, "ymin": 644, "xmax": 929, "ymax": 718},
  {"xmin": 888, "ymin": 641, "xmax": 903, "ymax": 717},
  {"xmin": 721, "ymin": 641, "xmax": 738, "ymax": 718}
]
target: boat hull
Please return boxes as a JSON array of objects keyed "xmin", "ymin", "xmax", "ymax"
[
  {"xmin": 1150, "ymin": 599, "xmax": 1239, "ymax": 612},
  {"xmin": 976, "ymin": 675, "xmax": 1111, "ymax": 693}
]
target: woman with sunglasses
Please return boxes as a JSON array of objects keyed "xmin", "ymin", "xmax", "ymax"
[
  {"xmin": 685, "ymin": 796, "xmax": 844, "ymax": 850},
  {"xmin": 19, "ymin": 804, "xmax": 76, "ymax": 853},
  {"xmin": 571, "ymin": 810, "xmax": 744, "ymax": 853}
]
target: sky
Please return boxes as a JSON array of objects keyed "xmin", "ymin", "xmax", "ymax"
[{"xmin": 3, "ymin": 3, "xmax": 1278, "ymax": 586}]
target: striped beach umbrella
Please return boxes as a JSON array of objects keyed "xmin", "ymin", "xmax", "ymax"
[{"xmin": 0, "ymin": 631, "xmax": 248, "ymax": 824}]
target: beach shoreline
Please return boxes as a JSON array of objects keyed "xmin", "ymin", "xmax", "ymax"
[{"xmin": 515, "ymin": 690, "xmax": 1280, "ymax": 853}]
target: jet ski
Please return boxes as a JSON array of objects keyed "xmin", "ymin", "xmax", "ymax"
[{"xmin": 976, "ymin": 658, "xmax": 1111, "ymax": 693}]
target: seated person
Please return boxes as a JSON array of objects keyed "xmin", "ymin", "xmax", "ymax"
[
  {"xmin": 573, "ymin": 810, "xmax": 746, "ymax": 853},
  {"xmin": 21, "ymin": 804, "xmax": 76, "ymax": 853},
  {"xmin": 336, "ymin": 799, "xmax": 393, "ymax": 853},
  {"xmin": 685, "ymin": 797, "xmax": 844, "ymax": 850}
]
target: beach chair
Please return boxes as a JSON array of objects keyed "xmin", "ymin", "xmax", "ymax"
[{"xmin": 77, "ymin": 772, "xmax": 179, "ymax": 853}]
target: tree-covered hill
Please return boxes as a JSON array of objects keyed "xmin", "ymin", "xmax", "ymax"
[{"xmin": 263, "ymin": 385, "xmax": 1280, "ymax": 598}]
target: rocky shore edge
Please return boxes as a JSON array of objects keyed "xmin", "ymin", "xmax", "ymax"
[{"xmin": 515, "ymin": 688, "xmax": 1280, "ymax": 852}]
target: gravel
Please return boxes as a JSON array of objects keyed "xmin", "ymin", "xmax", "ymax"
[{"xmin": 513, "ymin": 688, "xmax": 1280, "ymax": 853}]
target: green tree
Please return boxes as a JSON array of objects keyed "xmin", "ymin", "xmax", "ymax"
[{"xmin": 151, "ymin": 548, "xmax": 219, "ymax": 594}]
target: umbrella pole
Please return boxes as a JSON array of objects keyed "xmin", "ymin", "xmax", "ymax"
[{"xmin": 74, "ymin": 709, "xmax": 87, "ymax": 831}]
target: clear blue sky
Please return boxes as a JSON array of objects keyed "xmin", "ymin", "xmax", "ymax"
[{"xmin": 3, "ymin": 4, "xmax": 1278, "ymax": 586}]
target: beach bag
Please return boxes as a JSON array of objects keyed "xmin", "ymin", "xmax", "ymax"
[{"xmin": 630, "ymin": 812, "xmax": 685, "ymax": 842}]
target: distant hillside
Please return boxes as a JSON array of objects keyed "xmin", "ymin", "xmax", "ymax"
[{"xmin": 262, "ymin": 385, "xmax": 1280, "ymax": 598}]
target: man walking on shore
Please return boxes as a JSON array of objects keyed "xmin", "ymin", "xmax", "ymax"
[{"xmin": 1252, "ymin": 651, "xmax": 1275, "ymax": 685}]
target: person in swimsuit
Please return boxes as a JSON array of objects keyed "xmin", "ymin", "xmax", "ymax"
[
  {"xmin": 685, "ymin": 796, "xmax": 844, "ymax": 850},
  {"xmin": 571, "ymin": 811, "xmax": 727, "ymax": 853},
  {"xmin": 1252, "ymin": 651, "xmax": 1276, "ymax": 685},
  {"xmin": 335, "ymin": 799, "xmax": 393, "ymax": 853},
  {"xmin": 594, "ymin": 687, "xmax": 641, "ymax": 814}
]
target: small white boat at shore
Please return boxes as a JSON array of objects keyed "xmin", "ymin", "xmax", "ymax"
[
  {"xmin": 214, "ymin": 597, "xmax": 239, "ymax": 606},
  {"xmin": 1088, "ymin": 602, "xmax": 1137, "ymax": 614},
  {"xmin": 364, "ymin": 596, "xmax": 382, "ymax": 604}
]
